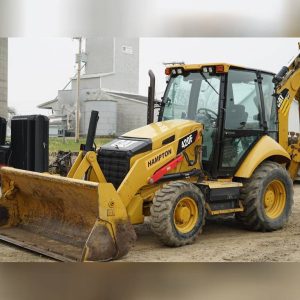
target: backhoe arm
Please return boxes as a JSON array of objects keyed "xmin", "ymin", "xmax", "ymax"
[{"xmin": 274, "ymin": 43, "xmax": 300, "ymax": 179}]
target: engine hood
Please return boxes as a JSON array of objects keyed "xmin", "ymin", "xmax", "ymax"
[
  {"xmin": 98, "ymin": 120, "xmax": 203, "ymax": 183},
  {"xmin": 122, "ymin": 119, "xmax": 203, "ymax": 150}
]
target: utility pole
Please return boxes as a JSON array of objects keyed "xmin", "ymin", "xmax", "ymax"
[{"xmin": 75, "ymin": 37, "xmax": 82, "ymax": 143}]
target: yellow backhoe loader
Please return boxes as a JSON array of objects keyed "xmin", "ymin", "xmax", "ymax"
[{"xmin": 0, "ymin": 44, "xmax": 300, "ymax": 261}]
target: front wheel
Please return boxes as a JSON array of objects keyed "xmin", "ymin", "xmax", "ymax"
[
  {"xmin": 236, "ymin": 161, "xmax": 293, "ymax": 231},
  {"xmin": 150, "ymin": 181, "xmax": 206, "ymax": 247}
]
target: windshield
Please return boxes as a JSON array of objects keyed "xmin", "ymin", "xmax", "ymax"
[
  {"xmin": 162, "ymin": 72, "xmax": 221, "ymax": 127},
  {"xmin": 161, "ymin": 72, "xmax": 221, "ymax": 163}
]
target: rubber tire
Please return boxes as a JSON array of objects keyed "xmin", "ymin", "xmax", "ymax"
[
  {"xmin": 150, "ymin": 181, "xmax": 206, "ymax": 247},
  {"xmin": 236, "ymin": 161, "xmax": 293, "ymax": 231}
]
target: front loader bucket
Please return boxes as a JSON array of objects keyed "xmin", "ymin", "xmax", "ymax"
[{"xmin": 0, "ymin": 167, "xmax": 136, "ymax": 262}]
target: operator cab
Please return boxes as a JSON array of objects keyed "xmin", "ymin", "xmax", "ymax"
[{"xmin": 159, "ymin": 64, "xmax": 278, "ymax": 178}]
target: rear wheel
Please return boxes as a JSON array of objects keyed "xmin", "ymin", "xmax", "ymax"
[
  {"xmin": 237, "ymin": 161, "xmax": 293, "ymax": 231},
  {"xmin": 150, "ymin": 181, "xmax": 206, "ymax": 247}
]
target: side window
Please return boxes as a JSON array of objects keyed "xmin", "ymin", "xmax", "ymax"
[
  {"xmin": 196, "ymin": 76, "xmax": 220, "ymax": 162},
  {"xmin": 163, "ymin": 76, "xmax": 191, "ymax": 120},
  {"xmin": 261, "ymin": 73, "xmax": 278, "ymax": 133},
  {"xmin": 225, "ymin": 70, "xmax": 263, "ymax": 130}
]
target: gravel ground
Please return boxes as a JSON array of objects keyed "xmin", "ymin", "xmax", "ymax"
[{"xmin": 0, "ymin": 184, "xmax": 299, "ymax": 262}]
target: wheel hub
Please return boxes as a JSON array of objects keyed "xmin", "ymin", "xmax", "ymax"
[
  {"xmin": 175, "ymin": 206, "xmax": 191, "ymax": 224},
  {"xmin": 263, "ymin": 180, "xmax": 286, "ymax": 219},
  {"xmin": 264, "ymin": 190, "xmax": 275, "ymax": 207},
  {"xmin": 174, "ymin": 197, "xmax": 198, "ymax": 233}
]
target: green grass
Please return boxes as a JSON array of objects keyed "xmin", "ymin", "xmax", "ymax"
[{"xmin": 49, "ymin": 137, "xmax": 113, "ymax": 153}]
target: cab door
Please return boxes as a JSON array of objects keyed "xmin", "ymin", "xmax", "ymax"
[{"xmin": 217, "ymin": 69, "xmax": 265, "ymax": 177}]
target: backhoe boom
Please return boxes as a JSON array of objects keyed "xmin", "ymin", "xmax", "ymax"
[{"xmin": 274, "ymin": 44, "xmax": 300, "ymax": 179}]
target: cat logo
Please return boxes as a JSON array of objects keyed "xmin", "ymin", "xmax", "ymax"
[{"xmin": 276, "ymin": 88, "xmax": 290, "ymax": 109}]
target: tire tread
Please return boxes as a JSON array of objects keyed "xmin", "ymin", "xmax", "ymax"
[
  {"xmin": 150, "ymin": 181, "xmax": 205, "ymax": 247},
  {"xmin": 237, "ymin": 161, "xmax": 293, "ymax": 231}
]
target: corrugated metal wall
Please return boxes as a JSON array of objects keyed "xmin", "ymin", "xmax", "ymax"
[{"xmin": 84, "ymin": 100, "xmax": 117, "ymax": 136}]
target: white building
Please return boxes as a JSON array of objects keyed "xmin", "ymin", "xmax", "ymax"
[{"xmin": 38, "ymin": 38, "xmax": 150, "ymax": 137}]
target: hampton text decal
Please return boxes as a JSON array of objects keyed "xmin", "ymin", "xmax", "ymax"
[{"xmin": 147, "ymin": 149, "xmax": 172, "ymax": 168}]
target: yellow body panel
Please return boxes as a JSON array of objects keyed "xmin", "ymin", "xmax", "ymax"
[
  {"xmin": 123, "ymin": 119, "xmax": 202, "ymax": 150},
  {"xmin": 126, "ymin": 195, "xmax": 144, "ymax": 224},
  {"xmin": 235, "ymin": 136, "xmax": 290, "ymax": 178},
  {"xmin": 205, "ymin": 202, "xmax": 244, "ymax": 215},
  {"xmin": 199, "ymin": 181, "xmax": 242, "ymax": 189},
  {"xmin": 119, "ymin": 121, "xmax": 203, "ymax": 209}
]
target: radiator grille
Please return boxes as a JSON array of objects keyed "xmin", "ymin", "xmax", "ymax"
[{"xmin": 98, "ymin": 149, "xmax": 130, "ymax": 189}]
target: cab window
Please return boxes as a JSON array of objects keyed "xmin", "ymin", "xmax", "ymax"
[
  {"xmin": 225, "ymin": 69, "xmax": 263, "ymax": 130},
  {"xmin": 261, "ymin": 73, "xmax": 278, "ymax": 136}
]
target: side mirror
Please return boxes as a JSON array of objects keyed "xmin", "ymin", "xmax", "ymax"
[{"xmin": 147, "ymin": 70, "xmax": 155, "ymax": 124}]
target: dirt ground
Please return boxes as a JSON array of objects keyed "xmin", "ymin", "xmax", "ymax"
[{"xmin": 0, "ymin": 184, "xmax": 299, "ymax": 262}]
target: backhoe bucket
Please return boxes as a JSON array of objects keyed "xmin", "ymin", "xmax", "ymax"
[{"xmin": 0, "ymin": 167, "xmax": 136, "ymax": 261}]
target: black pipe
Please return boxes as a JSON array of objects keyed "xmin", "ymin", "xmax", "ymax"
[
  {"xmin": 85, "ymin": 110, "xmax": 99, "ymax": 151},
  {"xmin": 157, "ymin": 169, "xmax": 203, "ymax": 183},
  {"xmin": 272, "ymin": 66, "xmax": 289, "ymax": 85},
  {"xmin": 147, "ymin": 70, "xmax": 155, "ymax": 124}
]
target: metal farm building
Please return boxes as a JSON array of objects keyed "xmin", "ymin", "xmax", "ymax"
[{"xmin": 38, "ymin": 38, "xmax": 149, "ymax": 137}]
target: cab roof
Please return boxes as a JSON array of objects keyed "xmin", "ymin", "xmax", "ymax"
[{"xmin": 166, "ymin": 63, "xmax": 275, "ymax": 75}]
